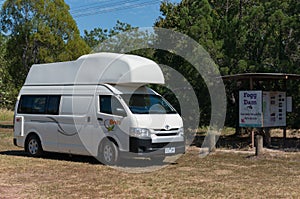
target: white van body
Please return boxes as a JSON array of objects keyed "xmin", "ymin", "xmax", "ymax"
[{"xmin": 13, "ymin": 53, "xmax": 185, "ymax": 164}]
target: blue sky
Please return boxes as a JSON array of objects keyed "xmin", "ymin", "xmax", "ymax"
[{"xmin": 65, "ymin": 0, "xmax": 181, "ymax": 35}]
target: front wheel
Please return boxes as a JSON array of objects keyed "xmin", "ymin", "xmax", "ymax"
[
  {"xmin": 26, "ymin": 135, "xmax": 43, "ymax": 157},
  {"xmin": 100, "ymin": 140, "xmax": 119, "ymax": 165}
]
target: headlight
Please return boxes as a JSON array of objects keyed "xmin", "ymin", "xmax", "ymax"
[
  {"xmin": 178, "ymin": 127, "xmax": 184, "ymax": 137},
  {"xmin": 130, "ymin": 128, "xmax": 151, "ymax": 137}
]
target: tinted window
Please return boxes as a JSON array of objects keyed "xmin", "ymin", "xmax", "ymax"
[
  {"xmin": 18, "ymin": 95, "xmax": 61, "ymax": 115},
  {"xmin": 121, "ymin": 94, "xmax": 177, "ymax": 114},
  {"xmin": 100, "ymin": 96, "xmax": 112, "ymax": 114},
  {"xmin": 47, "ymin": 96, "xmax": 61, "ymax": 115},
  {"xmin": 99, "ymin": 95, "xmax": 125, "ymax": 116}
]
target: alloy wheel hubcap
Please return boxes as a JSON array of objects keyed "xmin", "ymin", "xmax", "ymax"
[
  {"xmin": 28, "ymin": 140, "xmax": 38, "ymax": 154},
  {"xmin": 103, "ymin": 145, "xmax": 113, "ymax": 163}
]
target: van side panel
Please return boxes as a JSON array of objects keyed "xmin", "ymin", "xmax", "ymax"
[
  {"xmin": 57, "ymin": 95, "xmax": 94, "ymax": 155},
  {"xmin": 23, "ymin": 115, "xmax": 59, "ymax": 152}
]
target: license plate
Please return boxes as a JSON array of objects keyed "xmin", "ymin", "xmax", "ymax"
[{"xmin": 165, "ymin": 147, "xmax": 175, "ymax": 154}]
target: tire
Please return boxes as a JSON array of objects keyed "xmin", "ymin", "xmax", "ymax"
[
  {"xmin": 100, "ymin": 139, "xmax": 119, "ymax": 165},
  {"xmin": 26, "ymin": 135, "xmax": 43, "ymax": 157}
]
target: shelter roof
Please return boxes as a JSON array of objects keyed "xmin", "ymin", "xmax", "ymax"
[{"xmin": 221, "ymin": 73, "xmax": 300, "ymax": 81}]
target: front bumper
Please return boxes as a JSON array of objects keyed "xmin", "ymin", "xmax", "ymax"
[{"xmin": 128, "ymin": 136, "xmax": 185, "ymax": 157}]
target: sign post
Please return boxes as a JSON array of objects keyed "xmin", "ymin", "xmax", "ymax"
[
  {"xmin": 239, "ymin": 90, "xmax": 287, "ymax": 148},
  {"xmin": 239, "ymin": 91, "xmax": 262, "ymax": 147}
]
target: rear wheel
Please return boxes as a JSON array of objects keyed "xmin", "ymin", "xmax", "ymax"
[
  {"xmin": 26, "ymin": 135, "xmax": 43, "ymax": 157},
  {"xmin": 100, "ymin": 139, "xmax": 119, "ymax": 165}
]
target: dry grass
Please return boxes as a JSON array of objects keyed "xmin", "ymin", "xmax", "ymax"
[
  {"xmin": 270, "ymin": 128, "xmax": 300, "ymax": 138},
  {"xmin": 0, "ymin": 108, "xmax": 14, "ymax": 122},
  {"xmin": 0, "ymin": 128, "xmax": 300, "ymax": 198}
]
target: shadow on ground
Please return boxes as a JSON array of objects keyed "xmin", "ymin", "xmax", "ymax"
[
  {"xmin": 192, "ymin": 134, "xmax": 300, "ymax": 151},
  {"xmin": 0, "ymin": 150, "xmax": 176, "ymax": 167},
  {"xmin": 0, "ymin": 150, "xmax": 100, "ymax": 164},
  {"xmin": 0, "ymin": 124, "xmax": 14, "ymax": 129}
]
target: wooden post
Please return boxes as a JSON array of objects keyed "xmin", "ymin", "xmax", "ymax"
[
  {"xmin": 255, "ymin": 135, "xmax": 264, "ymax": 156},
  {"xmin": 283, "ymin": 127, "xmax": 287, "ymax": 139},
  {"xmin": 283, "ymin": 127, "xmax": 287, "ymax": 147},
  {"xmin": 264, "ymin": 127, "xmax": 271, "ymax": 147},
  {"xmin": 251, "ymin": 129, "xmax": 255, "ymax": 148},
  {"xmin": 283, "ymin": 79, "xmax": 287, "ymax": 143},
  {"xmin": 250, "ymin": 77, "xmax": 253, "ymax": 90}
]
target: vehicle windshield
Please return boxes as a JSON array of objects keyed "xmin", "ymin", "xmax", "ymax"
[{"xmin": 121, "ymin": 94, "xmax": 177, "ymax": 114}]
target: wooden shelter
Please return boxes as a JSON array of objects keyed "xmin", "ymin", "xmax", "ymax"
[{"xmin": 221, "ymin": 73, "xmax": 300, "ymax": 147}]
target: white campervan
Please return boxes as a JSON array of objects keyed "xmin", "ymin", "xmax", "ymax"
[{"xmin": 13, "ymin": 53, "xmax": 185, "ymax": 165}]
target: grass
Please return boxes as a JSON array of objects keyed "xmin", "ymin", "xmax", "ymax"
[
  {"xmin": 0, "ymin": 128, "xmax": 300, "ymax": 198},
  {"xmin": 0, "ymin": 109, "xmax": 14, "ymax": 129},
  {"xmin": 197, "ymin": 126, "xmax": 236, "ymax": 136},
  {"xmin": 0, "ymin": 108, "xmax": 14, "ymax": 123}
]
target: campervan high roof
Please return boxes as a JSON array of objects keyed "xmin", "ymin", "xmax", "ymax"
[{"xmin": 24, "ymin": 53, "xmax": 165, "ymax": 86}]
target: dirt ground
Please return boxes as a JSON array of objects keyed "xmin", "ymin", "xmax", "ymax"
[{"xmin": 0, "ymin": 128, "xmax": 300, "ymax": 198}]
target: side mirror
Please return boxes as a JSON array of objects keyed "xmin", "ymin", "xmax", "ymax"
[{"xmin": 114, "ymin": 108, "xmax": 127, "ymax": 117}]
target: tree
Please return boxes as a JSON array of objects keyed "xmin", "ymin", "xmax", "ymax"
[
  {"xmin": 155, "ymin": 0, "xmax": 224, "ymax": 125},
  {"xmin": 0, "ymin": 33, "xmax": 17, "ymax": 108},
  {"xmin": 156, "ymin": 0, "xmax": 223, "ymax": 61},
  {"xmin": 0, "ymin": 34, "xmax": 6, "ymax": 68},
  {"xmin": 83, "ymin": 20, "xmax": 150, "ymax": 52},
  {"xmin": 155, "ymin": 0, "xmax": 300, "ymax": 128},
  {"xmin": 0, "ymin": 0, "xmax": 90, "ymax": 88},
  {"xmin": 83, "ymin": 28, "xmax": 109, "ymax": 50},
  {"xmin": 0, "ymin": 34, "xmax": 7, "ymax": 106}
]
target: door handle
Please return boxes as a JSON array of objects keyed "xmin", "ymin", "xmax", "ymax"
[{"xmin": 97, "ymin": 118, "xmax": 103, "ymax": 121}]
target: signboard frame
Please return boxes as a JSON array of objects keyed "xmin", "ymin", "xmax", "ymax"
[{"xmin": 239, "ymin": 90, "xmax": 287, "ymax": 128}]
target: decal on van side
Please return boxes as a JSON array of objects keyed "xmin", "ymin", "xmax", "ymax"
[
  {"xmin": 47, "ymin": 117, "xmax": 78, "ymax": 136},
  {"xmin": 104, "ymin": 119, "xmax": 121, "ymax": 132}
]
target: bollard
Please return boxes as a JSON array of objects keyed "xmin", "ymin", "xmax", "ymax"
[
  {"xmin": 207, "ymin": 133, "xmax": 216, "ymax": 152},
  {"xmin": 255, "ymin": 135, "xmax": 264, "ymax": 156}
]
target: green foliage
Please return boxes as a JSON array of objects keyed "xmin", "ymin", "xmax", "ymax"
[
  {"xmin": 211, "ymin": 0, "xmax": 300, "ymax": 74},
  {"xmin": 155, "ymin": 0, "xmax": 221, "ymax": 125},
  {"xmin": 0, "ymin": 35, "xmax": 6, "ymax": 70},
  {"xmin": 83, "ymin": 20, "xmax": 153, "ymax": 53},
  {"xmin": 83, "ymin": 28, "xmax": 109, "ymax": 50},
  {"xmin": 0, "ymin": 33, "xmax": 17, "ymax": 109},
  {"xmin": 0, "ymin": 0, "xmax": 90, "ymax": 88},
  {"xmin": 155, "ymin": 0, "xmax": 300, "ymax": 128}
]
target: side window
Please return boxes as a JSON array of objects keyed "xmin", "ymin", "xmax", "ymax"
[
  {"xmin": 99, "ymin": 95, "xmax": 126, "ymax": 116},
  {"xmin": 32, "ymin": 97, "xmax": 47, "ymax": 113},
  {"xmin": 17, "ymin": 96, "xmax": 33, "ymax": 114},
  {"xmin": 47, "ymin": 96, "xmax": 61, "ymax": 115},
  {"xmin": 100, "ymin": 96, "xmax": 112, "ymax": 114},
  {"xmin": 18, "ymin": 95, "xmax": 60, "ymax": 115}
]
